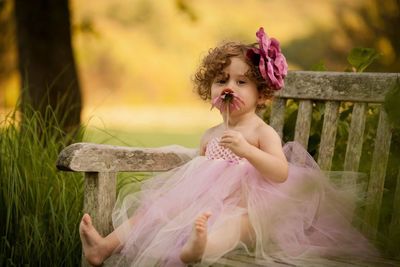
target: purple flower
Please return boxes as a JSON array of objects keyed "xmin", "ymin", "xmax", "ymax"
[
  {"xmin": 247, "ymin": 27, "xmax": 288, "ymax": 90},
  {"xmin": 211, "ymin": 88, "xmax": 245, "ymax": 112}
]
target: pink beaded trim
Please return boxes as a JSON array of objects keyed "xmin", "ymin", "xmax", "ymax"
[{"xmin": 205, "ymin": 138, "xmax": 242, "ymax": 164}]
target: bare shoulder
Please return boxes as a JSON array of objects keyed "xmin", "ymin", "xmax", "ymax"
[
  {"xmin": 256, "ymin": 122, "xmax": 286, "ymax": 160},
  {"xmin": 256, "ymin": 123, "xmax": 281, "ymax": 143}
]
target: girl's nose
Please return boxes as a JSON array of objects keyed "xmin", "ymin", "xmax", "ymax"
[{"xmin": 227, "ymin": 80, "xmax": 237, "ymax": 90}]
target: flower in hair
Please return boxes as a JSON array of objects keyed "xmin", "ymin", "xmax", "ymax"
[
  {"xmin": 247, "ymin": 27, "xmax": 288, "ymax": 90},
  {"xmin": 211, "ymin": 88, "xmax": 245, "ymax": 112}
]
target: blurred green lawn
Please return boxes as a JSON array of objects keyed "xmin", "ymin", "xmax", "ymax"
[{"xmin": 83, "ymin": 127, "xmax": 203, "ymax": 148}]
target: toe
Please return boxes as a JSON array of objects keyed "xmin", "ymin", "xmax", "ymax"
[{"xmin": 82, "ymin": 214, "xmax": 92, "ymax": 225}]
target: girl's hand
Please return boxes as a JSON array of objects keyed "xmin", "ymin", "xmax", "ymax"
[{"xmin": 219, "ymin": 130, "xmax": 252, "ymax": 158}]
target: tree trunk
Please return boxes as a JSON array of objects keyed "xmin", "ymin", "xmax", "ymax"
[
  {"xmin": 0, "ymin": 0, "xmax": 17, "ymax": 108},
  {"xmin": 13, "ymin": 0, "xmax": 82, "ymax": 135}
]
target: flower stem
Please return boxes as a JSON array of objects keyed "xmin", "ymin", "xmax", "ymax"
[{"xmin": 226, "ymin": 102, "xmax": 229, "ymax": 129}]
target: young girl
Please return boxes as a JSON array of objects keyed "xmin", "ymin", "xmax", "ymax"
[{"xmin": 79, "ymin": 27, "xmax": 378, "ymax": 266}]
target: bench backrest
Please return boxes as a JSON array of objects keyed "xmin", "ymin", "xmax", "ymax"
[
  {"xmin": 56, "ymin": 71, "xmax": 399, "ymax": 257},
  {"xmin": 271, "ymin": 71, "xmax": 398, "ymax": 246}
]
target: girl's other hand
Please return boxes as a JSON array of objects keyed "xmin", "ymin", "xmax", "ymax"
[{"xmin": 219, "ymin": 130, "xmax": 252, "ymax": 158}]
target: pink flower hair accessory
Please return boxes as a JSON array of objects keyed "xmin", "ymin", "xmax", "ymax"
[
  {"xmin": 247, "ymin": 27, "xmax": 288, "ymax": 90},
  {"xmin": 211, "ymin": 88, "xmax": 245, "ymax": 128}
]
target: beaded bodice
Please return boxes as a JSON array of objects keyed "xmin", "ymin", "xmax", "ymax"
[{"xmin": 205, "ymin": 138, "xmax": 242, "ymax": 164}]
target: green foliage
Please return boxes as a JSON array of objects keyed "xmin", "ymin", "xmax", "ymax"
[
  {"xmin": 84, "ymin": 127, "xmax": 202, "ymax": 148},
  {"xmin": 0, "ymin": 106, "xmax": 83, "ymax": 266},
  {"xmin": 346, "ymin": 47, "xmax": 381, "ymax": 72},
  {"xmin": 382, "ymin": 79, "xmax": 400, "ymax": 257},
  {"xmin": 310, "ymin": 61, "xmax": 327, "ymax": 71},
  {"xmin": 384, "ymin": 78, "xmax": 400, "ymax": 130}
]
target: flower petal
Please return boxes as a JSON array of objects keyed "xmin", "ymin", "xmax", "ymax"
[
  {"xmin": 211, "ymin": 89, "xmax": 245, "ymax": 112},
  {"xmin": 252, "ymin": 27, "xmax": 288, "ymax": 90},
  {"xmin": 258, "ymin": 56, "xmax": 267, "ymax": 80}
]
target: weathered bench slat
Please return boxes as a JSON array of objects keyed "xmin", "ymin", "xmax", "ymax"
[
  {"xmin": 294, "ymin": 100, "xmax": 313, "ymax": 148},
  {"xmin": 56, "ymin": 143, "xmax": 195, "ymax": 172},
  {"xmin": 84, "ymin": 172, "xmax": 117, "ymax": 236},
  {"xmin": 280, "ymin": 71, "xmax": 398, "ymax": 102},
  {"xmin": 270, "ymin": 98, "xmax": 286, "ymax": 139},
  {"xmin": 344, "ymin": 103, "xmax": 367, "ymax": 172},
  {"xmin": 317, "ymin": 101, "xmax": 340, "ymax": 171},
  {"xmin": 388, "ymin": 167, "xmax": 400, "ymax": 253},
  {"xmin": 212, "ymin": 250, "xmax": 399, "ymax": 267},
  {"xmin": 363, "ymin": 108, "xmax": 392, "ymax": 239},
  {"xmin": 82, "ymin": 172, "xmax": 117, "ymax": 267}
]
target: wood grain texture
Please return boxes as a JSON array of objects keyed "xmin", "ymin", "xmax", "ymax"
[
  {"xmin": 388, "ymin": 167, "xmax": 400, "ymax": 255},
  {"xmin": 103, "ymin": 249, "xmax": 400, "ymax": 267},
  {"xmin": 278, "ymin": 71, "xmax": 399, "ymax": 102},
  {"xmin": 344, "ymin": 103, "xmax": 367, "ymax": 172},
  {"xmin": 294, "ymin": 100, "xmax": 313, "ymax": 149},
  {"xmin": 363, "ymin": 108, "xmax": 392, "ymax": 239},
  {"xmin": 270, "ymin": 98, "xmax": 286, "ymax": 139},
  {"xmin": 56, "ymin": 142, "xmax": 197, "ymax": 172},
  {"xmin": 317, "ymin": 101, "xmax": 340, "ymax": 171},
  {"xmin": 83, "ymin": 172, "xmax": 116, "ymax": 236},
  {"xmin": 82, "ymin": 172, "xmax": 117, "ymax": 267}
]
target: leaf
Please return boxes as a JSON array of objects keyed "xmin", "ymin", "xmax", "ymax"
[
  {"xmin": 347, "ymin": 47, "xmax": 381, "ymax": 72},
  {"xmin": 310, "ymin": 61, "xmax": 326, "ymax": 71}
]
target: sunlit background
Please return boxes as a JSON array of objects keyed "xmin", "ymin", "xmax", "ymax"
[{"xmin": 1, "ymin": 0, "xmax": 399, "ymax": 147}]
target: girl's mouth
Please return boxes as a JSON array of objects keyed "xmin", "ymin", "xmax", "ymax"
[{"xmin": 211, "ymin": 88, "xmax": 245, "ymax": 112}]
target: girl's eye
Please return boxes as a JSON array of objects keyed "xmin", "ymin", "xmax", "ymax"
[
  {"xmin": 237, "ymin": 80, "xmax": 246, "ymax": 85},
  {"xmin": 215, "ymin": 79, "xmax": 226, "ymax": 84}
]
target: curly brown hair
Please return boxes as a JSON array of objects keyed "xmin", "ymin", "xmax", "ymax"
[{"xmin": 193, "ymin": 42, "xmax": 275, "ymax": 107}]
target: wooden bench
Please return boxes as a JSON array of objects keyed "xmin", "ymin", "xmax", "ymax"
[{"xmin": 57, "ymin": 71, "xmax": 400, "ymax": 266}]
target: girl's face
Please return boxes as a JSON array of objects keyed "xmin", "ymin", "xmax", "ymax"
[{"xmin": 210, "ymin": 57, "xmax": 263, "ymax": 114}]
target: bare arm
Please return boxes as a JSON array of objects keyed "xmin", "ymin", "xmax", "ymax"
[
  {"xmin": 245, "ymin": 127, "xmax": 288, "ymax": 183},
  {"xmin": 199, "ymin": 126, "xmax": 220, "ymax": 156},
  {"xmin": 199, "ymin": 138, "xmax": 207, "ymax": 156},
  {"xmin": 220, "ymin": 126, "xmax": 288, "ymax": 183}
]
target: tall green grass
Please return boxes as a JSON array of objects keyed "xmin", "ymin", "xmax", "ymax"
[{"xmin": 0, "ymin": 107, "xmax": 83, "ymax": 266}]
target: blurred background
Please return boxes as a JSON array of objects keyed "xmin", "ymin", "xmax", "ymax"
[
  {"xmin": 1, "ymin": 0, "xmax": 399, "ymax": 147},
  {"xmin": 1, "ymin": 1, "xmax": 400, "ymax": 265}
]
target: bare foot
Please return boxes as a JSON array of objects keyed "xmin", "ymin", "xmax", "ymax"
[
  {"xmin": 180, "ymin": 212, "xmax": 212, "ymax": 264},
  {"xmin": 79, "ymin": 213, "xmax": 108, "ymax": 266}
]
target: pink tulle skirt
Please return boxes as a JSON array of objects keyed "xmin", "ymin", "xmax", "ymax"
[{"xmin": 111, "ymin": 142, "xmax": 378, "ymax": 266}]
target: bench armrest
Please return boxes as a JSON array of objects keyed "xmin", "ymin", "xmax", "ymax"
[{"xmin": 56, "ymin": 142, "xmax": 198, "ymax": 172}]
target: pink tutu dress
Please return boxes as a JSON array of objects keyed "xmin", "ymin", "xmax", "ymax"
[{"xmin": 111, "ymin": 138, "xmax": 378, "ymax": 266}]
